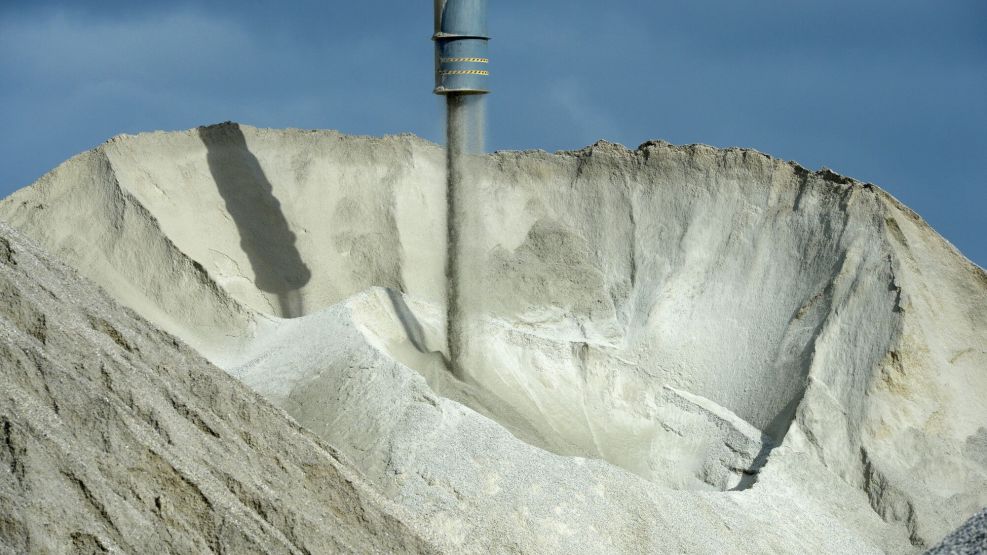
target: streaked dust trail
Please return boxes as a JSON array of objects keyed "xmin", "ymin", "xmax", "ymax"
[{"xmin": 445, "ymin": 93, "xmax": 485, "ymax": 377}]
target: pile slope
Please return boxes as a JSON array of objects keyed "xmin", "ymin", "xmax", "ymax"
[
  {"xmin": 1, "ymin": 123, "xmax": 984, "ymax": 552},
  {"xmin": 0, "ymin": 223, "xmax": 433, "ymax": 553}
]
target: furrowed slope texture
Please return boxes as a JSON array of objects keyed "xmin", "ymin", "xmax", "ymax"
[
  {"xmin": 1, "ymin": 123, "xmax": 984, "ymax": 552},
  {"xmin": 0, "ymin": 224, "xmax": 434, "ymax": 554}
]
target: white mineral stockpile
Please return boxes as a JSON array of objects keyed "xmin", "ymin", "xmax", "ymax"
[
  {"xmin": 1, "ymin": 122, "xmax": 984, "ymax": 553},
  {"xmin": 0, "ymin": 223, "xmax": 433, "ymax": 553}
]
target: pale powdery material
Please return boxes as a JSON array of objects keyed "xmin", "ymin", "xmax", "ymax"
[
  {"xmin": 0, "ymin": 223, "xmax": 435, "ymax": 554},
  {"xmin": 1, "ymin": 123, "xmax": 985, "ymax": 553}
]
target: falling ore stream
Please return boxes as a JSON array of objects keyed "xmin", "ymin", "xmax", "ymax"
[
  {"xmin": 444, "ymin": 93, "xmax": 485, "ymax": 377},
  {"xmin": 433, "ymin": 0, "xmax": 490, "ymax": 376}
]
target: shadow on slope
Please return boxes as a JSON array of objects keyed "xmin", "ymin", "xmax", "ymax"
[{"xmin": 198, "ymin": 122, "xmax": 311, "ymax": 317}]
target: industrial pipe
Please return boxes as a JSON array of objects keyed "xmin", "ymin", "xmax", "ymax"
[{"xmin": 433, "ymin": 0, "xmax": 489, "ymax": 94}]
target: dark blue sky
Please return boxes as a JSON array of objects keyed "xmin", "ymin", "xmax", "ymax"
[{"xmin": 1, "ymin": 1, "xmax": 984, "ymax": 266}]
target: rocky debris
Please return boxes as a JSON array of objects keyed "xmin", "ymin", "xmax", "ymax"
[
  {"xmin": 0, "ymin": 224, "xmax": 433, "ymax": 554},
  {"xmin": 663, "ymin": 386, "xmax": 775, "ymax": 491},
  {"xmin": 926, "ymin": 509, "xmax": 987, "ymax": 554}
]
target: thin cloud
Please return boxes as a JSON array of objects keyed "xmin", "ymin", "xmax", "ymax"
[
  {"xmin": 548, "ymin": 77, "xmax": 620, "ymax": 147},
  {"xmin": 0, "ymin": 8, "xmax": 256, "ymax": 87}
]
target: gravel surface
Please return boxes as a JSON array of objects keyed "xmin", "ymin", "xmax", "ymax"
[{"xmin": 927, "ymin": 509, "xmax": 987, "ymax": 555}]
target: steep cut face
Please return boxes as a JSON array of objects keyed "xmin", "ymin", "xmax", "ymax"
[
  {"xmin": 96, "ymin": 124, "xmax": 446, "ymax": 322},
  {"xmin": 443, "ymin": 143, "xmax": 902, "ymax": 489}
]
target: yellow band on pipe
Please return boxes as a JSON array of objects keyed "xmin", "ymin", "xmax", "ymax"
[
  {"xmin": 441, "ymin": 70, "xmax": 489, "ymax": 75},
  {"xmin": 441, "ymin": 57, "xmax": 489, "ymax": 63}
]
